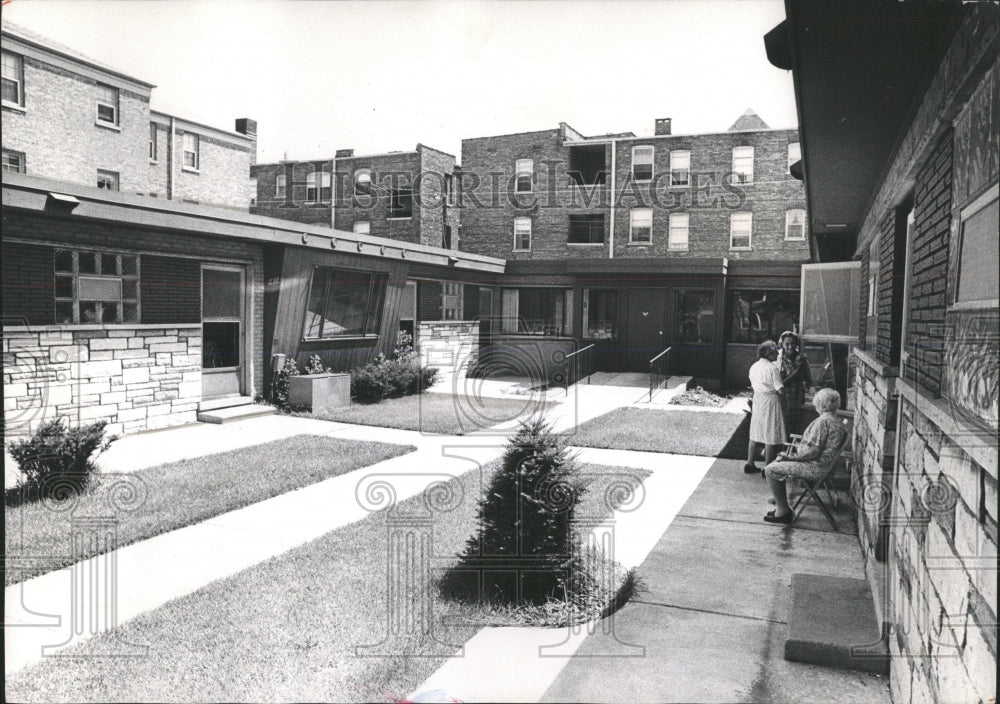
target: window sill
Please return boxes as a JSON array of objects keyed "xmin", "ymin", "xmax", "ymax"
[
  {"xmin": 182, "ymin": 166, "xmax": 200, "ymax": 174},
  {"xmin": 669, "ymin": 183, "xmax": 690, "ymax": 189},
  {"xmin": 2, "ymin": 101, "xmax": 26, "ymax": 114},
  {"xmin": 514, "ymin": 190, "xmax": 534, "ymax": 196},
  {"xmin": 784, "ymin": 237, "xmax": 806, "ymax": 242},
  {"xmin": 301, "ymin": 334, "xmax": 379, "ymax": 343},
  {"xmin": 729, "ymin": 246, "xmax": 753, "ymax": 251},
  {"xmin": 947, "ymin": 300, "xmax": 999, "ymax": 312},
  {"xmin": 95, "ymin": 121, "xmax": 121, "ymax": 132},
  {"xmin": 567, "ymin": 242, "xmax": 605, "ymax": 246},
  {"xmin": 667, "ymin": 246, "xmax": 690, "ymax": 252},
  {"xmin": 386, "ymin": 216, "xmax": 413, "ymax": 221},
  {"xmin": 149, "ymin": 159, "xmax": 158, "ymax": 165},
  {"xmin": 512, "ymin": 248, "xmax": 531, "ymax": 253},
  {"xmin": 626, "ymin": 242, "xmax": 652, "ymax": 246}
]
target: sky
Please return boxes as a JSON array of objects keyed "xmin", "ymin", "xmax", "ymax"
[{"xmin": 2, "ymin": 0, "xmax": 797, "ymax": 163}]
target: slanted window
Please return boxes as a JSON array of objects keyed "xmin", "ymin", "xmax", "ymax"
[
  {"xmin": 2, "ymin": 149, "xmax": 25, "ymax": 173},
  {"xmin": 568, "ymin": 214, "xmax": 605, "ymax": 244},
  {"xmin": 568, "ymin": 144, "xmax": 607, "ymax": 186},
  {"xmin": 788, "ymin": 142, "xmax": 801, "ymax": 174},
  {"xmin": 353, "ymin": 221, "xmax": 370, "ymax": 235},
  {"xmin": 515, "ymin": 158, "xmax": 533, "ymax": 193},
  {"xmin": 632, "ymin": 145, "xmax": 654, "ymax": 182},
  {"xmin": 732, "ymin": 146, "xmax": 754, "ymax": 184},
  {"xmin": 954, "ymin": 185, "xmax": 999, "ymax": 305},
  {"xmin": 629, "ymin": 208, "xmax": 652, "ymax": 243},
  {"xmin": 513, "ymin": 217, "xmax": 532, "ymax": 251},
  {"xmin": 670, "ymin": 150, "xmax": 690, "ymax": 187},
  {"xmin": 148, "ymin": 123, "xmax": 158, "ymax": 161},
  {"xmin": 730, "ymin": 212, "xmax": 752, "ymax": 249},
  {"xmin": 354, "ymin": 169, "xmax": 372, "ymax": 196},
  {"xmin": 1, "ymin": 51, "xmax": 24, "ymax": 106},
  {"xmin": 442, "ymin": 282, "xmax": 464, "ymax": 321},
  {"xmin": 389, "ymin": 186, "xmax": 413, "ymax": 218},
  {"xmin": 785, "ymin": 209, "xmax": 806, "ymax": 240},
  {"xmin": 95, "ymin": 83, "xmax": 118, "ymax": 126},
  {"xmin": 303, "ymin": 267, "xmax": 386, "ymax": 339},
  {"xmin": 182, "ymin": 133, "xmax": 199, "ymax": 170},
  {"xmin": 668, "ymin": 213, "xmax": 689, "ymax": 250},
  {"xmin": 97, "ymin": 169, "xmax": 119, "ymax": 191},
  {"xmin": 502, "ymin": 288, "xmax": 572, "ymax": 335},
  {"xmin": 54, "ymin": 249, "xmax": 140, "ymax": 324}
]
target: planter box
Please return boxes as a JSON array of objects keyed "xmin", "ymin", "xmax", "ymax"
[{"xmin": 288, "ymin": 373, "xmax": 351, "ymax": 413}]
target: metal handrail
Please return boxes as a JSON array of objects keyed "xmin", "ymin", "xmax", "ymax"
[
  {"xmin": 648, "ymin": 346, "xmax": 672, "ymax": 402},
  {"xmin": 560, "ymin": 343, "xmax": 595, "ymax": 395}
]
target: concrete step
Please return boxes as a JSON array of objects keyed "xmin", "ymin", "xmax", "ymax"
[
  {"xmin": 197, "ymin": 404, "xmax": 276, "ymax": 424},
  {"xmin": 197, "ymin": 395, "xmax": 254, "ymax": 412},
  {"xmin": 785, "ymin": 573, "xmax": 889, "ymax": 675}
]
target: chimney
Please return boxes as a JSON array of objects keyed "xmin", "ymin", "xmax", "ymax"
[
  {"xmin": 655, "ymin": 118, "xmax": 672, "ymax": 136},
  {"xmin": 235, "ymin": 118, "xmax": 258, "ymax": 164},
  {"xmin": 335, "ymin": 149, "xmax": 354, "ymax": 158}
]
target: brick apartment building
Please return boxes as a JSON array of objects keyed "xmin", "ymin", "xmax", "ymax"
[
  {"xmin": 459, "ymin": 110, "xmax": 810, "ymax": 382},
  {"xmin": 1, "ymin": 20, "xmax": 256, "ymax": 210}
]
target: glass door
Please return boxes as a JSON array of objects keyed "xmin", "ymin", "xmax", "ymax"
[{"xmin": 201, "ymin": 265, "xmax": 245, "ymax": 398}]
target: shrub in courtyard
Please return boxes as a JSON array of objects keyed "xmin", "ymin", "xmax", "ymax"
[
  {"xmin": 271, "ymin": 357, "xmax": 300, "ymax": 408},
  {"xmin": 349, "ymin": 331, "xmax": 439, "ymax": 403},
  {"xmin": 7, "ymin": 419, "xmax": 117, "ymax": 504}
]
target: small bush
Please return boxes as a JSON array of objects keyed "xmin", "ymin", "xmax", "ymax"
[
  {"xmin": 349, "ymin": 330, "xmax": 439, "ymax": 404},
  {"xmin": 7, "ymin": 419, "xmax": 117, "ymax": 503},
  {"xmin": 271, "ymin": 357, "xmax": 300, "ymax": 408}
]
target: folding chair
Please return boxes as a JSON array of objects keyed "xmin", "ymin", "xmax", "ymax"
[{"xmin": 787, "ymin": 429, "xmax": 851, "ymax": 531}]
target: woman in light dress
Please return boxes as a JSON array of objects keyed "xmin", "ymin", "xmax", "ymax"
[{"xmin": 744, "ymin": 340, "xmax": 785, "ymax": 475}]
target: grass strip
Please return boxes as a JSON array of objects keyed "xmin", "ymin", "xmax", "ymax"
[
  {"xmin": 5, "ymin": 435, "xmax": 414, "ymax": 586},
  {"xmin": 5, "ymin": 461, "xmax": 648, "ymax": 703}
]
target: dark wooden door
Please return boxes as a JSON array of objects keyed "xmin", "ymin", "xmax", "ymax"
[{"xmin": 625, "ymin": 288, "xmax": 668, "ymax": 372}]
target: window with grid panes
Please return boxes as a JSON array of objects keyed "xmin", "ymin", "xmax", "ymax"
[{"xmin": 54, "ymin": 249, "xmax": 139, "ymax": 324}]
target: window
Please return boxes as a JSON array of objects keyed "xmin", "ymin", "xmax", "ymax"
[
  {"xmin": 1, "ymin": 51, "xmax": 23, "ymax": 106},
  {"xmin": 955, "ymin": 185, "xmax": 999, "ymax": 305},
  {"xmin": 568, "ymin": 144, "xmax": 607, "ymax": 186},
  {"xmin": 513, "ymin": 217, "xmax": 532, "ymax": 250},
  {"xmin": 307, "ymin": 171, "xmax": 332, "ymax": 202},
  {"xmin": 275, "ymin": 173, "xmax": 286, "ymax": 199},
  {"xmin": 354, "ymin": 169, "xmax": 372, "ymax": 196},
  {"xmin": 443, "ymin": 225, "xmax": 453, "ymax": 249},
  {"xmin": 785, "ymin": 209, "xmax": 806, "ymax": 240},
  {"xmin": 54, "ymin": 249, "xmax": 139, "ymax": 324},
  {"xmin": 249, "ymin": 177, "xmax": 257, "ymax": 207},
  {"xmin": 353, "ymin": 221, "xmax": 370, "ymax": 235},
  {"xmin": 788, "ymin": 142, "xmax": 801, "ymax": 174},
  {"xmin": 182, "ymin": 133, "xmax": 199, "ymax": 170},
  {"xmin": 95, "ymin": 83, "xmax": 118, "ymax": 126},
  {"xmin": 445, "ymin": 173, "xmax": 455, "ymax": 205},
  {"xmin": 732, "ymin": 146, "xmax": 754, "ymax": 184},
  {"xmin": 668, "ymin": 213, "xmax": 689, "ymax": 250},
  {"xmin": 670, "ymin": 150, "xmax": 690, "ymax": 187},
  {"xmin": 728, "ymin": 290, "xmax": 800, "ymax": 343},
  {"xmin": 568, "ymin": 214, "xmax": 605, "ymax": 244},
  {"xmin": 389, "ymin": 186, "xmax": 413, "ymax": 218},
  {"xmin": 502, "ymin": 288, "xmax": 572, "ymax": 335},
  {"xmin": 515, "ymin": 158, "xmax": 533, "ymax": 193},
  {"xmin": 442, "ymin": 282, "xmax": 464, "ymax": 321},
  {"xmin": 319, "ymin": 171, "xmax": 331, "ymax": 201},
  {"xmin": 675, "ymin": 289, "xmax": 716, "ymax": 344},
  {"xmin": 148, "ymin": 123, "xmax": 158, "ymax": 161},
  {"xmin": 302, "ymin": 268, "xmax": 386, "ymax": 339},
  {"xmin": 800, "ymin": 262, "xmax": 862, "ymax": 342},
  {"xmin": 2, "ymin": 149, "xmax": 25, "ymax": 173},
  {"xmin": 730, "ymin": 212, "xmax": 752, "ymax": 249},
  {"xmin": 97, "ymin": 170, "xmax": 119, "ymax": 191},
  {"xmin": 629, "ymin": 208, "xmax": 652, "ymax": 243},
  {"xmin": 582, "ymin": 288, "xmax": 617, "ymax": 339},
  {"xmin": 632, "ymin": 145, "xmax": 654, "ymax": 182}
]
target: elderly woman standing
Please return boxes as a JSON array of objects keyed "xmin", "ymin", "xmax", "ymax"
[
  {"xmin": 778, "ymin": 331, "xmax": 812, "ymax": 439},
  {"xmin": 763, "ymin": 388, "xmax": 847, "ymax": 524},
  {"xmin": 745, "ymin": 340, "xmax": 785, "ymax": 474}
]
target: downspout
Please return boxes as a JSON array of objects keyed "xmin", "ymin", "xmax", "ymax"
[
  {"xmin": 167, "ymin": 116, "xmax": 176, "ymax": 201},
  {"xmin": 608, "ymin": 139, "xmax": 616, "ymax": 259},
  {"xmin": 330, "ymin": 157, "xmax": 336, "ymax": 229}
]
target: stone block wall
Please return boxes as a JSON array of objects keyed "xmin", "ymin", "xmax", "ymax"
[
  {"xmin": 3, "ymin": 324, "xmax": 202, "ymax": 441},
  {"xmin": 416, "ymin": 321, "xmax": 479, "ymax": 375}
]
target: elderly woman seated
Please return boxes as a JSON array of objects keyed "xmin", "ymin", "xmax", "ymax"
[{"xmin": 763, "ymin": 387, "xmax": 847, "ymax": 525}]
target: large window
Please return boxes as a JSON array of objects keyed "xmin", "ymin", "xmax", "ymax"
[
  {"xmin": 54, "ymin": 249, "xmax": 140, "ymax": 324},
  {"xmin": 730, "ymin": 212, "xmax": 752, "ymax": 249},
  {"xmin": 785, "ymin": 209, "xmax": 806, "ymax": 240},
  {"xmin": 955, "ymin": 185, "xmax": 999, "ymax": 305},
  {"xmin": 501, "ymin": 288, "xmax": 572, "ymax": 335},
  {"xmin": 182, "ymin": 133, "xmax": 199, "ymax": 170},
  {"xmin": 675, "ymin": 289, "xmax": 716, "ymax": 344},
  {"xmin": 513, "ymin": 217, "xmax": 532, "ymax": 251},
  {"xmin": 302, "ymin": 267, "xmax": 386, "ymax": 339},
  {"xmin": 668, "ymin": 213, "xmax": 689, "ymax": 251},
  {"xmin": 732, "ymin": 146, "xmax": 754, "ymax": 184},
  {"xmin": 2, "ymin": 149, "xmax": 25, "ymax": 174},
  {"xmin": 306, "ymin": 171, "xmax": 331, "ymax": 202},
  {"xmin": 442, "ymin": 282, "xmax": 464, "ymax": 321},
  {"xmin": 629, "ymin": 208, "xmax": 652, "ymax": 243},
  {"xmin": 275, "ymin": 173, "xmax": 287, "ymax": 199},
  {"xmin": 632, "ymin": 145, "xmax": 654, "ymax": 182},
  {"xmin": 2, "ymin": 51, "xmax": 24, "ymax": 106},
  {"xmin": 568, "ymin": 214, "xmax": 605, "ymax": 244},
  {"xmin": 670, "ymin": 150, "xmax": 690, "ymax": 187},
  {"xmin": 515, "ymin": 158, "xmax": 533, "ymax": 193},
  {"xmin": 582, "ymin": 288, "xmax": 617, "ymax": 339},
  {"xmin": 728, "ymin": 289, "xmax": 800, "ymax": 344},
  {"xmin": 95, "ymin": 83, "xmax": 118, "ymax": 126}
]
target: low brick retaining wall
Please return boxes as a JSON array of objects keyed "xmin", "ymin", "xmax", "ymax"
[
  {"xmin": 416, "ymin": 321, "xmax": 479, "ymax": 375},
  {"xmin": 3, "ymin": 324, "xmax": 202, "ymax": 440}
]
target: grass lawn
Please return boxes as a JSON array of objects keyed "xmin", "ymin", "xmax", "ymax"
[
  {"xmin": 301, "ymin": 392, "xmax": 555, "ymax": 435},
  {"xmin": 565, "ymin": 407, "xmax": 750, "ymax": 458},
  {"xmin": 5, "ymin": 435, "xmax": 413, "ymax": 586},
  {"xmin": 5, "ymin": 461, "xmax": 648, "ymax": 703}
]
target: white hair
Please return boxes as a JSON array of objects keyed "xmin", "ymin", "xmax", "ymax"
[{"xmin": 814, "ymin": 387, "xmax": 841, "ymax": 413}]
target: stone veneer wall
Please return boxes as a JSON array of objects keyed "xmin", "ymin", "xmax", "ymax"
[
  {"xmin": 3, "ymin": 324, "xmax": 202, "ymax": 441},
  {"xmin": 416, "ymin": 321, "xmax": 479, "ymax": 375}
]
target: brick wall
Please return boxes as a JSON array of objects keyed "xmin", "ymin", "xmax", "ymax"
[
  {"xmin": 416, "ymin": 321, "xmax": 479, "ymax": 375},
  {"xmin": 859, "ymin": 254, "xmax": 870, "ymax": 347},
  {"xmin": 876, "ymin": 211, "xmax": 897, "ymax": 365},
  {"xmin": 3, "ymin": 324, "xmax": 202, "ymax": 441},
  {"xmin": 1, "ymin": 241, "xmax": 54, "ymax": 326},
  {"xmin": 171, "ymin": 129, "xmax": 253, "ymax": 209}
]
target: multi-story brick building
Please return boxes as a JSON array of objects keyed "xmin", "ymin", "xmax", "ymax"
[
  {"xmin": 250, "ymin": 144, "xmax": 460, "ymax": 249},
  {"xmin": 460, "ymin": 111, "xmax": 810, "ymax": 381},
  {"xmin": 1, "ymin": 20, "xmax": 256, "ymax": 210}
]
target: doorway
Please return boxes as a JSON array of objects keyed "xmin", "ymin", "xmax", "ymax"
[
  {"xmin": 201, "ymin": 264, "xmax": 245, "ymax": 398},
  {"xmin": 625, "ymin": 288, "xmax": 668, "ymax": 372}
]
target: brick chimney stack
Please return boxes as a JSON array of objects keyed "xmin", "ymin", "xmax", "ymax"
[
  {"xmin": 655, "ymin": 118, "xmax": 672, "ymax": 136},
  {"xmin": 335, "ymin": 149, "xmax": 355, "ymax": 158},
  {"xmin": 235, "ymin": 118, "xmax": 258, "ymax": 164}
]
